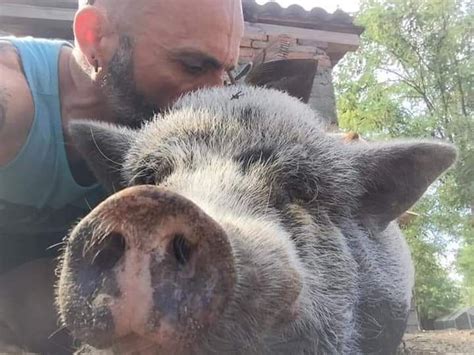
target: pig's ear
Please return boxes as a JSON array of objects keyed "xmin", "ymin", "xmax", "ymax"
[
  {"xmin": 354, "ymin": 141, "xmax": 457, "ymax": 231},
  {"xmin": 69, "ymin": 120, "xmax": 136, "ymax": 192},
  {"xmin": 245, "ymin": 59, "xmax": 318, "ymax": 103}
]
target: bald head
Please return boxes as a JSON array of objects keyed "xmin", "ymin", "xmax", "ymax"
[
  {"xmin": 76, "ymin": 0, "xmax": 243, "ymax": 46},
  {"xmin": 74, "ymin": 0, "xmax": 244, "ymax": 125}
]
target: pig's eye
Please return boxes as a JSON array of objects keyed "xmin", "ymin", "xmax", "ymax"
[
  {"xmin": 273, "ymin": 169, "xmax": 319, "ymax": 207},
  {"xmin": 234, "ymin": 147, "xmax": 275, "ymax": 172},
  {"xmin": 288, "ymin": 183, "xmax": 317, "ymax": 203},
  {"xmin": 284, "ymin": 174, "xmax": 319, "ymax": 204},
  {"xmin": 133, "ymin": 168, "xmax": 157, "ymax": 186},
  {"xmin": 131, "ymin": 161, "xmax": 174, "ymax": 186},
  {"xmin": 272, "ymin": 182, "xmax": 316, "ymax": 209}
]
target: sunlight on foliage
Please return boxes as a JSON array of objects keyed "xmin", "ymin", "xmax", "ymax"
[{"xmin": 334, "ymin": 0, "xmax": 473, "ymax": 326}]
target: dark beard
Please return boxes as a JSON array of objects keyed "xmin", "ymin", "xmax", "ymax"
[{"xmin": 99, "ymin": 35, "xmax": 158, "ymax": 128}]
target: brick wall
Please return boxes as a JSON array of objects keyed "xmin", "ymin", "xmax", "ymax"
[
  {"xmin": 239, "ymin": 22, "xmax": 337, "ymax": 126},
  {"xmin": 239, "ymin": 23, "xmax": 332, "ymax": 69}
]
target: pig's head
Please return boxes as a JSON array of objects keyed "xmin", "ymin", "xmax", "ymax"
[{"xmin": 57, "ymin": 86, "xmax": 456, "ymax": 354}]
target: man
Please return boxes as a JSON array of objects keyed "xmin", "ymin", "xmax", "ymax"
[{"xmin": 0, "ymin": 0, "xmax": 243, "ymax": 351}]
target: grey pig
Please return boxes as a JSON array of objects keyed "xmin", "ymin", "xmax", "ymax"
[{"xmin": 57, "ymin": 85, "xmax": 456, "ymax": 354}]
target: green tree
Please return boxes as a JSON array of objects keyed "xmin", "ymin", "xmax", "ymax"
[{"xmin": 334, "ymin": 0, "xmax": 473, "ymax": 326}]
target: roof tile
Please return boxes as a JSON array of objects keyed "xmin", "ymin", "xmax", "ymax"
[{"xmin": 242, "ymin": 0, "xmax": 364, "ymax": 35}]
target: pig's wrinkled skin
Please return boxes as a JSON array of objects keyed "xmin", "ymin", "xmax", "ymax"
[{"xmin": 57, "ymin": 86, "xmax": 456, "ymax": 354}]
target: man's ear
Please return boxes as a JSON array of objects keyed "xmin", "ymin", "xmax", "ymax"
[
  {"xmin": 69, "ymin": 120, "xmax": 136, "ymax": 192},
  {"xmin": 74, "ymin": 6, "xmax": 117, "ymax": 71},
  {"xmin": 354, "ymin": 141, "xmax": 457, "ymax": 231},
  {"xmin": 245, "ymin": 59, "xmax": 318, "ymax": 103}
]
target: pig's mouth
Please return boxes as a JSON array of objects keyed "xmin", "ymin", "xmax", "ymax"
[{"xmin": 57, "ymin": 186, "xmax": 236, "ymax": 354}]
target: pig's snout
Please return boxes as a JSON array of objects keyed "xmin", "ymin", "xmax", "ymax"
[{"xmin": 57, "ymin": 186, "xmax": 235, "ymax": 352}]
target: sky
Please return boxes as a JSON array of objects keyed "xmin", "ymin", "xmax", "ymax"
[{"xmin": 256, "ymin": 0, "xmax": 360, "ymax": 13}]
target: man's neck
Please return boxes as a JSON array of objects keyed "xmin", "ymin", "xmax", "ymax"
[
  {"xmin": 60, "ymin": 48, "xmax": 113, "ymax": 124},
  {"xmin": 59, "ymin": 47, "xmax": 114, "ymax": 186}
]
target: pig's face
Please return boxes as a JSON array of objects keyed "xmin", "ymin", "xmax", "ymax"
[{"xmin": 57, "ymin": 86, "xmax": 456, "ymax": 354}]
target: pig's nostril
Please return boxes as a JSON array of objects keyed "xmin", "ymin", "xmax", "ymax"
[
  {"xmin": 172, "ymin": 234, "xmax": 192, "ymax": 265},
  {"xmin": 92, "ymin": 232, "xmax": 126, "ymax": 270}
]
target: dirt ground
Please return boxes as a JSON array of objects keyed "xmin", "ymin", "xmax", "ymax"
[{"xmin": 398, "ymin": 330, "xmax": 474, "ymax": 354}]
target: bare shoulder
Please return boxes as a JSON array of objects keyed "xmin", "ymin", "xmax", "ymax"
[
  {"xmin": 0, "ymin": 40, "xmax": 22, "ymax": 71},
  {"xmin": 0, "ymin": 40, "xmax": 34, "ymax": 166}
]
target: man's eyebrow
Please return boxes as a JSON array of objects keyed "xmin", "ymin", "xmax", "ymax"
[{"xmin": 169, "ymin": 49, "xmax": 234, "ymax": 71}]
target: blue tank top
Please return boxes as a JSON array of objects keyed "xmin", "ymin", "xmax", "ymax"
[{"xmin": 0, "ymin": 37, "xmax": 106, "ymax": 235}]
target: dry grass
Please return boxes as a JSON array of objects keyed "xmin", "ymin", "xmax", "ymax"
[{"xmin": 398, "ymin": 330, "xmax": 474, "ymax": 354}]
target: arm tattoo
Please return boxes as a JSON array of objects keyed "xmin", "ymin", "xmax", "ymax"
[
  {"xmin": 0, "ymin": 41, "xmax": 16, "ymax": 132},
  {"xmin": 0, "ymin": 88, "xmax": 8, "ymax": 132}
]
